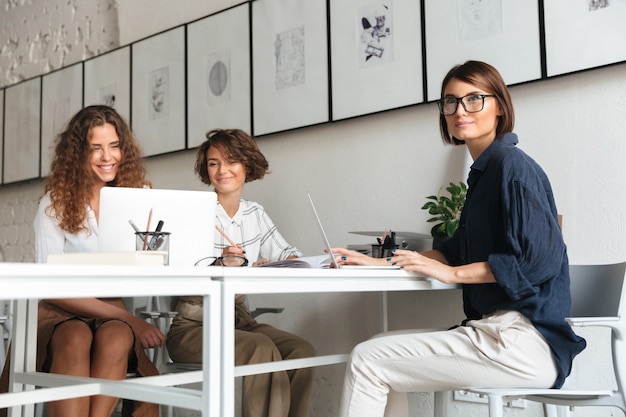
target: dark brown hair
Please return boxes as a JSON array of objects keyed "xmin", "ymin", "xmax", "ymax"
[
  {"xmin": 194, "ymin": 128, "xmax": 269, "ymax": 186},
  {"xmin": 45, "ymin": 105, "xmax": 150, "ymax": 233},
  {"xmin": 438, "ymin": 60, "xmax": 515, "ymax": 145}
]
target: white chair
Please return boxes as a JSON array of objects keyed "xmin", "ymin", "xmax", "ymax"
[{"xmin": 469, "ymin": 261, "xmax": 626, "ymax": 417}]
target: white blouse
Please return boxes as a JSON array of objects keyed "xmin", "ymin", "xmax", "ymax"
[{"xmin": 33, "ymin": 192, "xmax": 98, "ymax": 263}]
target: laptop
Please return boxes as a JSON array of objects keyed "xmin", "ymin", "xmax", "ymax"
[
  {"xmin": 98, "ymin": 187, "xmax": 217, "ymax": 266},
  {"xmin": 307, "ymin": 192, "xmax": 400, "ymax": 270},
  {"xmin": 307, "ymin": 192, "xmax": 340, "ymax": 268}
]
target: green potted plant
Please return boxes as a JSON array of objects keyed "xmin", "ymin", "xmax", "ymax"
[{"xmin": 421, "ymin": 181, "xmax": 467, "ymax": 243}]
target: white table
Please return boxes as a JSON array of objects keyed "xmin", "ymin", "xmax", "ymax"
[
  {"xmin": 0, "ymin": 263, "xmax": 222, "ymax": 417},
  {"xmin": 2, "ymin": 264, "xmax": 458, "ymax": 417},
  {"xmin": 214, "ymin": 267, "xmax": 458, "ymax": 417}
]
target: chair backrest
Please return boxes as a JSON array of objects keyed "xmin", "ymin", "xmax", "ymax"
[{"xmin": 569, "ymin": 262, "xmax": 626, "ymax": 318}]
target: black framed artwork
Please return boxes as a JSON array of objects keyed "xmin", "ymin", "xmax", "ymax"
[
  {"xmin": 41, "ymin": 62, "xmax": 83, "ymax": 177},
  {"xmin": 132, "ymin": 26, "xmax": 186, "ymax": 156},
  {"xmin": 330, "ymin": 0, "xmax": 424, "ymax": 121},
  {"xmin": 84, "ymin": 46, "xmax": 131, "ymax": 123},
  {"xmin": 3, "ymin": 78, "xmax": 41, "ymax": 183},
  {"xmin": 187, "ymin": 4, "xmax": 252, "ymax": 148},
  {"xmin": 424, "ymin": 0, "xmax": 541, "ymax": 100},
  {"xmin": 252, "ymin": 0, "xmax": 329, "ymax": 136},
  {"xmin": 0, "ymin": 88, "xmax": 4, "ymax": 184},
  {"xmin": 544, "ymin": 0, "xmax": 626, "ymax": 77}
]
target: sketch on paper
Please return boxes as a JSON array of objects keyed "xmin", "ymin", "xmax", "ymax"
[
  {"xmin": 588, "ymin": 0, "xmax": 626, "ymax": 10},
  {"xmin": 53, "ymin": 98, "xmax": 71, "ymax": 136},
  {"xmin": 274, "ymin": 26, "xmax": 305, "ymax": 90},
  {"xmin": 358, "ymin": 2, "xmax": 394, "ymax": 68},
  {"xmin": 148, "ymin": 67, "xmax": 170, "ymax": 120},
  {"xmin": 456, "ymin": 0, "xmax": 503, "ymax": 44},
  {"xmin": 97, "ymin": 83, "xmax": 117, "ymax": 108},
  {"xmin": 206, "ymin": 49, "xmax": 232, "ymax": 106}
]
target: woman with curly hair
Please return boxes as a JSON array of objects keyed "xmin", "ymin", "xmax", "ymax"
[
  {"xmin": 1, "ymin": 105, "xmax": 165, "ymax": 417},
  {"xmin": 166, "ymin": 129, "xmax": 315, "ymax": 417}
]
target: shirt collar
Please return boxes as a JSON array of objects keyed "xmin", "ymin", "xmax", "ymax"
[{"xmin": 470, "ymin": 133, "xmax": 518, "ymax": 174}]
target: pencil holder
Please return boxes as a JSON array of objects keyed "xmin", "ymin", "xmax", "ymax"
[{"xmin": 135, "ymin": 231, "xmax": 171, "ymax": 265}]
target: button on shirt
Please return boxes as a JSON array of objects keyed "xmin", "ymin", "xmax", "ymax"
[{"xmin": 437, "ymin": 133, "xmax": 585, "ymax": 388}]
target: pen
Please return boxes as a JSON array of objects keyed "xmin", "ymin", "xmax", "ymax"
[
  {"xmin": 129, "ymin": 219, "xmax": 141, "ymax": 234},
  {"xmin": 148, "ymin": 220, "xmax": 164, "ymax": 250}
]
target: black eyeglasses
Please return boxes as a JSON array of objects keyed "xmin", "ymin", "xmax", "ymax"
[
  {"xmin": 194, "ymin": 256, "xmax": 249, "ymax": 267},
  {"xmin": 437, "ymin": 94, "xmax": 496, "ymax": 116}
]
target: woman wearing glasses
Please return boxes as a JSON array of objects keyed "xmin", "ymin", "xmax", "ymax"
[
  {"xmin": 332, "ymin": 61, "xmax": 585, "ymax": 417},
  {"xmin": 166, "ymin": 129, "xmax": 315, "ymax": 417}
]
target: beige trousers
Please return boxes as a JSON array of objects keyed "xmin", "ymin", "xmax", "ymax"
[
  {"xmin": 339, "ymin": 310, "xmax": 558, "ymax": 417},
  {"xmin": 167, "ymin": 296, "xmax": 315, "ymax": 417}
]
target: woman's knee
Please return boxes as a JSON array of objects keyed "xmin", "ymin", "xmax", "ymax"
[
  {"xmin": 50, "ymin": 320, "xmax": 93, "ymax": 356},
  {"xmin": 236, "ymin": 332, "xmax": 280, "ymax": 364},
  {"xmin": 93, "ymin": 320, "xmax": 134, "ymax": 357}
]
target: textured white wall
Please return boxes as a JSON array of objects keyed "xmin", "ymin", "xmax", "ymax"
[{"xmin": 1, "ymin": 1, "xmax": 625, "ymax": 416}]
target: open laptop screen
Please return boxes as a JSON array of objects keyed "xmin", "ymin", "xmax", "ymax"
[{"xmin": 98, "ymin": 187, "xmax": 217, "ymax": 266}]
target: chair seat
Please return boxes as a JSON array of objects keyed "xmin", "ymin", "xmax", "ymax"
[{"xmin": 470, "ymin": 387, "xmax": 615, "ymax": 399}]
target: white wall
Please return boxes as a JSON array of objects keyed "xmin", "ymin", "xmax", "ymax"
[{"xmin": 1, "ymin": 1, "xmax": 625, "ymax": 416}]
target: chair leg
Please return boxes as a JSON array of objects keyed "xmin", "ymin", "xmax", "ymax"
[
  {"xmin": 433, "ymin": 391, "xmax": 451, "ymax": 417},
  {"xmin": 487, "ymin": 394, "xmax": 504, "ymax": 417}
]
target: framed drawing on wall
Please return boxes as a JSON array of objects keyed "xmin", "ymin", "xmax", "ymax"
[
  {"xmin": 3, "ymin": 77, "xmax": 41, "ymax": 183},
  {"xmin": 0, "ymin": 89, "xmax": 4, "ymax": 184},
  {"xmin": 424, "ymin": 0, "xmax": 541, "ymax": 101},
  {"xmin": 252, "ymin": 0, "xmax": 329, "ymax": 136},
  {"xmin": 132, "ymin": 26, "xmax": 186, "ymax": 156},
  {"xmin": 84, "ymin": 46, "xmax": 131, "ymax": 122},
  {"xmin": 41, "ymin": 62, "xmax": 83, "ymax": 177},
  {"xmin": 330, "ymin": 0, "xmax": 424, "ymax": 121},
  {"xmin": 187, "ymin": 3, "xmax": 251, "ymax": 148},
  {"xmin": 544, "ymin": 0, "xmax": 626, "ymax": 77}
]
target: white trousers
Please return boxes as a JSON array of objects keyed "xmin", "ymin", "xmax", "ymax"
[{"xmin": 338, "ymin": 310, "xmax": 558, "ymax": 417}]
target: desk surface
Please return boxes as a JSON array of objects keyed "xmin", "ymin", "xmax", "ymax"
[{"xmin": 0, "ymin": 262, "xmax": 457, "ymax": 417}]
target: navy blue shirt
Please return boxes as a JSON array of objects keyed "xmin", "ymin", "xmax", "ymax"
[{"xmin": 437, "ymin": 133, "xmax": 586, "ymax": 388}]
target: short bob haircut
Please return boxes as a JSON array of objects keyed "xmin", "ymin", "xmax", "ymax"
[
  {"xmin": 438, "ymin": 60, "xmax": 515, "ymax": 146},
  {"xmin": 195, "ymin": 128, "xmax": 270, "ymax": 186}
]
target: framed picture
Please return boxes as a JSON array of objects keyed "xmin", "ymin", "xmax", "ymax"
[
  {"xmin": 41, "ymin": 62, "xmax": 83, "ymax": 177},
  {"xmin": 187, "ymin": 3, "xmax": 251, "ymax": 148},
  {"xmin": 330, "ymin": 0, "xmax": 424, "ymax": 121},
  {"xmin": 0, "ymin": 88, "xmax": 4, "ymax": 184},
  {"xmin": 131, "ymin": 26, "xmax": 186, "ymax": 156},
  {"xmin": 424, "ymin": 0, "xmax": 541, "ymax": 101},
  {"xmin": 252, "ymin": 0, "xmax": 329, "ymax": 136},
  {"xmin": 544, "ymin": 0, "xmax": 626, "ymax": 77},
  {"xmin": 84, "ymin": 46, "xmax": 131, "ymax": 122},
  {"xmin": 3, "ymin": 77, "xmax": 41, "ymax": 184}
]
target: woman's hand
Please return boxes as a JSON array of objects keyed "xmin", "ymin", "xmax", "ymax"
[
  {"xmin": 329, "ymin": 247, "xmax": 388, "ymax": 267},
  {"xmin": 386, "ymin": 249, "xmax": 457, "ymax": 283},
  {"xmin": 126, "ymin": 314, "xmax": 167, "ymax": 349},
  {"xmin": 222, "ymin": 244, "xmax": 245, "ymax": 257},
  {"xmin": 387, "ymin": 249, "xmax": 495, "ymax": 284}
]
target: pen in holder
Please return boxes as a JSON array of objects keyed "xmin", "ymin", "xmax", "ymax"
[
  {"xmin": 135, "ymin": 231, "xmax": 171, "ymax": 265},
  {"xmin": 372, "ymin": 231, "xmax": 397, "ymax": 258}
]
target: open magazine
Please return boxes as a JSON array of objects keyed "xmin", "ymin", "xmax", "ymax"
[{"xmin": 253, "ymin": 254, "xmax": 333, "ymax": 269}]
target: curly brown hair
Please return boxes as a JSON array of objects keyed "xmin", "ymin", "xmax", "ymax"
[
  {"xmin": 194, "ymin": 129, "xmax": 270, "ymax": 186},
  {"xmin": 44, "ymin": 105, "xmax": 151, "ymax": 234},
  {"xmin": 438, "ymin": 60, "xmax": 515, "ymax": 146}
]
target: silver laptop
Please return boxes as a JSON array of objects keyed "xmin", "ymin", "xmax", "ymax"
[
  {"xmin": 98, "ymin": 187, "xmax": 217, "ymax": 266},
  {"xmin": 307, "ymin": 192, "xmax": 340, "ymax": 269}
]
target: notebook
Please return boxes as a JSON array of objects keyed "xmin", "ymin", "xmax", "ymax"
[{"xmin": 98, "ymin": 187, "xmax": 217, "ymax": 266}]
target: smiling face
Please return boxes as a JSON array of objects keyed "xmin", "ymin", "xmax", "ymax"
[
  {"xmin": 442, "ymin": 78, "xmax": 502, "ymax": 154},
  {"xmin": 206, "ymin": 145, "xmax": 246, "ymax": 198},
  {"xmin": 88, "ymin": 123, "xmax": 122, "ymax": 186}
]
